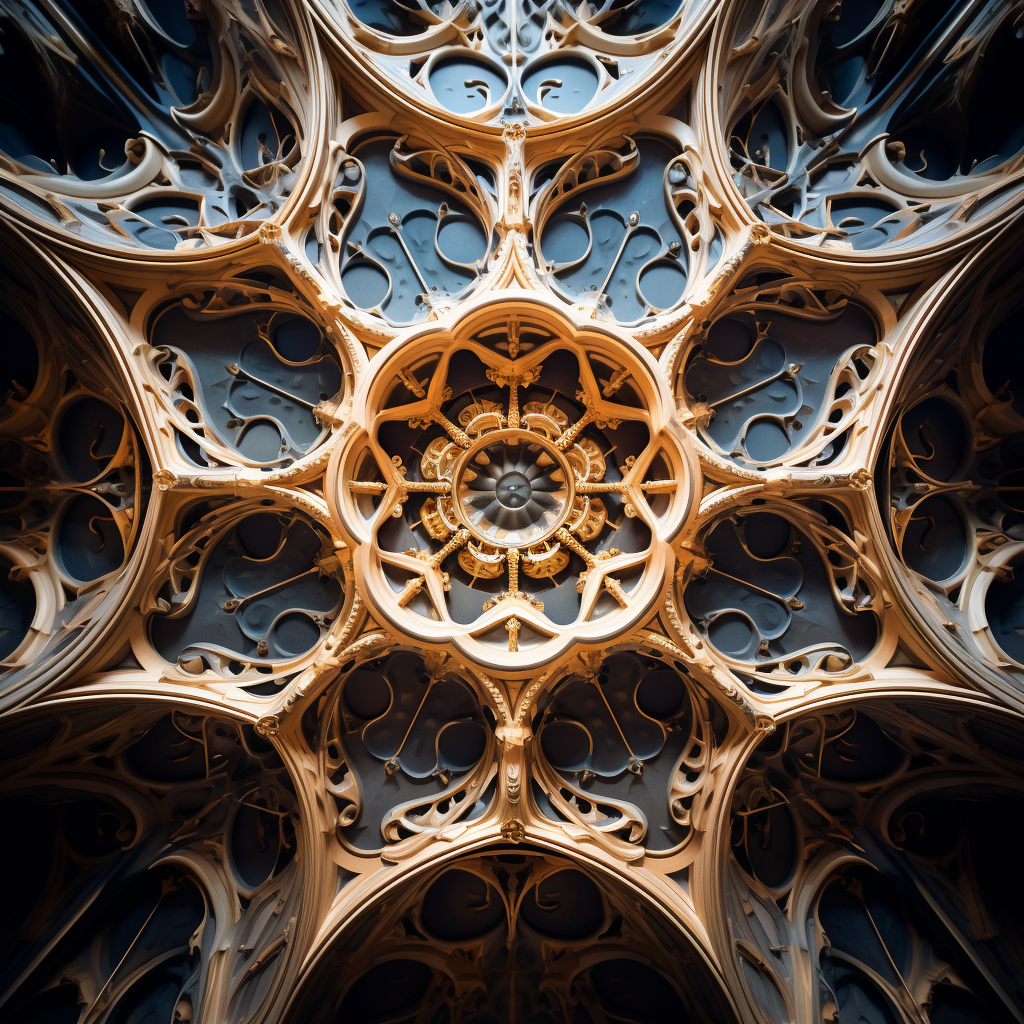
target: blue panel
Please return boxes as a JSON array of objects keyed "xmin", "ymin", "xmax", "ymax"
[
  {"xmin": 150, "ymin": 511, "xmax": 343, "ymax": 665},
  {"xmin": 684, "ymin": 511, "xmax": 878, "ymax": 669},
  {"xmin": 57, "ymin": 495, "xmax": 125, "ymax": 583},
  {"xmin": 153, "ymin": 306, "xmax": 342, "ymax": 467},
  {"xmin": 522, "ymin": 56, "xmax": 599, "ymax": 114},
  {"xmin": 335, "ymin": 140, "xmax": 491, "ymax": 324},
  {"xmin": 333, "ymin": 651, "xmax": 491, "ymax": 851},
  {"xmin": 539, "ymin": 138, "xmax": 687, "ymax": 322},
  {"xmin": 429, "ymin": 56, "xmax": 508, "ymax": 113},
  {"xmin": 685, "ymin": 304, "xmax": 877, "ymax": 465},
  {"xmin": 536, "ymin": 653, "xmax": 696, "ymax": 852}
]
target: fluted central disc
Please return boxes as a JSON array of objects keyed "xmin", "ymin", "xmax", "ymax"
[{"xmin": 455, "ymin": 432, "xmax": 572, "ymax": 548}]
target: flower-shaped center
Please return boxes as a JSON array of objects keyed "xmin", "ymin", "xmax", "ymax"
[
  {"xmin": 334, "ymin": 325, "xmax": 693, "ymax": 666},
  {"xmin": 455, "ymin": 433, "xmax": 572, "ymax": 548}
]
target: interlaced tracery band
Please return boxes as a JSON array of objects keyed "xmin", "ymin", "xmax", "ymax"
[{"xmin": 1, "ymin": 0, "xmax": 1023, "ymax": 1022}]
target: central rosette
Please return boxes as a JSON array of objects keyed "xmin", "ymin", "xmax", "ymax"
[
  {"xmin": 455, "ymin": 432, "xmax": 573, "ymax": 548},
  {"xmin": 331, "ymin": 307, "xmax": 694, "ymax": 669}
]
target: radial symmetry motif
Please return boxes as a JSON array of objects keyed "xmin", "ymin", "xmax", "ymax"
[{"xmin": 1, "ymin": 0, "xmax": 1024, "ymax": 1023}]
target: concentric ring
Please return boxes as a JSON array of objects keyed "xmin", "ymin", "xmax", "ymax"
[{"xmin": 453, "ymin": 430, "xmax": 574, "ymax": 548}]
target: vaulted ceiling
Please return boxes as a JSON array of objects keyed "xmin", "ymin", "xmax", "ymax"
[{"xmin": 1, "ymin": 1, "xmax": 1024, "ymax": 1022}]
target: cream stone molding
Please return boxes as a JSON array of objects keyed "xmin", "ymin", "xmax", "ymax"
[
  {"xmin": 2, "ymin": 1, "xmax": 1024, "ymax": 1023},
  {"xmin": 0, "ymin": 0, "xmax": 337, "ymax": 260},
  {"xmin": 700, "ymin": 0, "xmax": 1024, "ymax": 263},
  {"xmin": 309, "ymin": 0, "xmax": 717, "ymax": 130}
]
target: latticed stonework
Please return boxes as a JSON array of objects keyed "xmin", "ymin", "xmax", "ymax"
[{"xmin": 2, "ymin": 0, "xmax": 1024, "ymax": 1021}]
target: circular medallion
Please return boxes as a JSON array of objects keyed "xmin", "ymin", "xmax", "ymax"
[
  {"xmin": 330, "ymin": 305, "xmax": 696, "ymax": 669},
  {"xmin": 454, "ymin": 431, "xmax": 574, "ymax": 548}
]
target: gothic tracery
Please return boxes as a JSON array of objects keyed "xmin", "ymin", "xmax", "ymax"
[{"xmin": 2, "ymin": 1, "xmax": 1024, "ymax": 1022}]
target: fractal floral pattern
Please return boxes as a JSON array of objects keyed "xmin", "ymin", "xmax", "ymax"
[{"xmin": 1, "ymin": 0, "xmax": 1024, "ymax": 1022}]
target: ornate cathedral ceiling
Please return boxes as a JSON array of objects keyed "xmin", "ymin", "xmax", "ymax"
[{"xmin": 1, "ymin": 0, "xmax": 1024, "ymax": 1022}]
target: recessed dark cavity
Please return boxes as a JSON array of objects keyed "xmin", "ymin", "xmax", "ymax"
[
  {"xmin": 337, "ymin": 960, "xmax": 434, "ymax": 1022},
  {"xmin": 0, "ymin": 0, "xmax": 301, "ymax": 249},
  {"xmin": 598, "ymin": 0, "xmax": 683, "ymax": 34},
  {"xmin": 982, "ymin": 308, "xmax": 1024, "ymax": 416},
  {"xmin": 732, "ymin": 703, "xmax": 1024, "ymax": 1019},
  {"xmin": 726, "ymin": 0, "xmax": 1024, "ymax": 248},
  {"xmin": 883, "ymin": 267, "xmax": 1024, "ymax": 671},
  {"xmin": 437, "ymin": 719, "xmax": 488, "ymax": 770},
  {"xmin": 733, "ymin": 99, "xmax": 789, "ymax": 173},
  {"xmin": 286, "ymin": 853, "xmax": 738, "ymax": 1024},
  {"xmin": 0, "ymin": 708, "xmax": 298, "ymax": 1024},
  {"xmin": 634, "ymin": 669, "xmax": 686, "ymax": 720},
  {"xmin": 344, "ymin": 668, "xmax": 393, "ymax": 721},
  {"xmin": 743, "ymin": 510, "xmax": 792, "ymax": 559},
  {"xmin": 421, "ymin": 870, "xmax": 505, "ymax": 939},
  {"xmin": 817, "ymin": 710, "xmax": 901, "ymax": 781},
  {"xmin": 540, "ymin": 719, "xmax": 592, "ymax": 770},
  {"xmin": 0, "ymin": 310, "xmax": 38, "ymax": 415},
  {"xmin": 901, "ymin": 495, "xmax": 967, "ymax": 581},
  {"xmin": 986, "ymin": 568, "xmax": 1024, "ymax": 664},
  {"xmin": 900, "ymin": 397, "xmax": 967, "ymax": 482},
  {"xmin": 587, "ymin": 959, "xmax": 694, "ymax": 1022},
  {"xmin": 345, "ymin": 0, "xmax": 437, "ymax": 34},
  {"xmin": 232, "ymin": 802, "xmax": 289, "ymax": 888},
  {"xmin": 0, "ymin": 569, "xmax": 34, "ymax": 660},
  {"xmin": 57, "ymin": 398, "xmax": 126, "ymax": 481},
  {"xmin": 57, "ymin": 494, "xmax": 125, "ymax": 581},
  {"xmin": 520, "ymin": 869, "xmax": 604, "ymax": 938},
  {"xmin": 127, "ymin": 713, "xmax": 209, "ymax": 780},
  {"xmin": 742, "ymin": 801, "xmax": 795, "ymax": 888}
]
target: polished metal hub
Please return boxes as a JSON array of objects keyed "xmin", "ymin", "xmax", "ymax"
[
  {"xmin": 495, "ymin": 470, "xmax": 531, "ymax": 509},
  {"xmin": 455, "ymin": 433, "xmax": 572, "ymax": 548}
]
